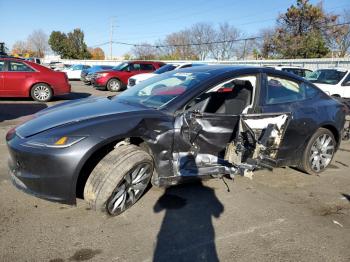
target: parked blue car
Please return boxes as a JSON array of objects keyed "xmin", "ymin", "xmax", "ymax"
[{"xmin": 81, "ymin": 65, "xmax": 114, "ymax": 84}]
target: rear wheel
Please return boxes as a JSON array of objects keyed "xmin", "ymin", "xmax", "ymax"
[
  {"xmin": 30, "ymin": 83, "xmax": 53, "ymax": 102},
  {"xmin": 83, "ymin": 145, "xmax": 153, "ymax": 216},
  {"xmin": 299, "ymin": 128, "xmax": 336, "ymax": 175},
  {"xmin": 107, "ymin": 78, "xmax": 122, "ymax": 92}
]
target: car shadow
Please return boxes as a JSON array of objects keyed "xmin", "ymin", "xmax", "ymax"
[
  {"xmin": 153, "ymin": 180, "xmax": 224, "ymax": 262},
  {"xmin": 54, "ymin": 92, "xmax": 91, "ymax": 101},
  {"xmin": 0, "ymin": 103, "xmax": 47, "ymax": 122}
]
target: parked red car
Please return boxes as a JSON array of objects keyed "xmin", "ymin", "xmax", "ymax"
[
  {"xmin": 0, "ymin": 58, "xmax": 71, "ymax": 102},
  {"xmin": 91, "ymin": 61, "xmax": 165, "ymax": 92}
]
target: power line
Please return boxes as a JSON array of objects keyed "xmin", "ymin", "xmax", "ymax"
[{"xmin": 90, "ymin": 21, "xmax": 350, "ymax": 49}]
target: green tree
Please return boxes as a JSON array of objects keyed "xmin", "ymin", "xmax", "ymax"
[
  {"xmin": 271, "ymin": 0, "xmax": 337, "ymax": 58},
  {"xmin": 48, "ymin": 31, "xmax": 68, "ymax": 56},
  {"xmin": 48, "ymin": 29, "xmax": 91, "ymax": 59}
]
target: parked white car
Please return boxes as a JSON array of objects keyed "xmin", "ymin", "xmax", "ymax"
[
  {"xmin": 62, "ymin": 64, "xmax": 91, "ymax": 80},
  {"xmin": 306, "ymin": 68, "xmax": 350, "ymax": 98},
  {"xmin": 127, "ymin": 63, "xmax": 205, "ymax": 88},
  {"xmin": 265, "ymin": 65, "xmax": 313, "ymax": 78}
]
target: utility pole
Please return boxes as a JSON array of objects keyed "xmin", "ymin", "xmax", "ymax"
[
  {"xmin": 110, "ymin": 17, "xmax": 116, "ymax": 60},
  {"xmin": 242, "ymin": 39, "xmax": 247, "ymax": 61}
]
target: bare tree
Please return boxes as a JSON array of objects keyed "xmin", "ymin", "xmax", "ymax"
[
  {"xmin": 189, "ymin": 23, "xmax": 215, "ymax": 60},
  {"xmin": 27, "ymin": 30, "xmax": 49, "ymax": 57},
  {"xmin": 11, "ymin": 40, "xmax": 31, "ymax": 55},
  {"xmin": 210, "ymin": 23, "xmax": 242, "ymax": 60},
  {"xmin": 162, "ymin": 30, "xmax": 198, "ymax": 60},
  {"xmin": 329, "ymin": 9, "xmax": 350, "ymax": 57},
  {"xmin": 131, "ymin": 43, "xmax": 158, "ymax": 60},
  {"xmin": 259, "ymin": 28, "xmax": 277, "ymax": 59}
]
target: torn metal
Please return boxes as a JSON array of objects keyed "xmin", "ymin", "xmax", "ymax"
[{"xmin": 175, "ymin": 112, "xmax": 290, "ymax": 180}]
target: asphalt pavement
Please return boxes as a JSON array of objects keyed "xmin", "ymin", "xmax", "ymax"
[{"xmin": 0, "ymin": 81, "xmax": 349, "ymax": 262}]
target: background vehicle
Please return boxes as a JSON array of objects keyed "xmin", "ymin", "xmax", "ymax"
[
  {"xmin": 127, "ymin": 63, "xmax": 206, "ymax": 88},
  {"xmin": 48, "ymin": 61, "xmax": 64, "ymax": 70},
  {"xmin": 265, "ymin": 65, "xmax": 313, "ymax": 78},
  {"xmin": 7, "ymin": 66, "xmax": 345, "ymax": 216},
  {"xmin": 306, "ymin": 68, "xmax": 350, "ymax": 98},
  {"xmin": 0, "ymin": 58, "xmax": 70, "ymax": 102},
  {"xmin": 91, "ymin": 61, "xmax": 165, "ymax": 91},
  {"xmin": 81, "ymin": 65, "xmax": 114, "ymax": 85},
  {"xmin": 53, "ymin": 64, "xmax": 72, "ymax": 72},
  {"xmin": 25, "ymin": 57, "xmax": 41, "ymax": 64},
  {"xmin": 62, "ymin": 64, "xmax": 91, "ymax": 80}
]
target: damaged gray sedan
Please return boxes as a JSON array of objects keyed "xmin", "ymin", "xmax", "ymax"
[{"xmin": 7, "ymin": 66, "xmax": 346, "ymax": 216}]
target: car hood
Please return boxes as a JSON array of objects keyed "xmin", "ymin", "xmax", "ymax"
[
  {"xmin": 15, "ymin": 96, "xmax": 148, "ymax": 138},
  {"xmin": 131, "ymin": 73, "xmax": 156, "ymax": 81},
  {"xmin": 96, "ymin": 69, "xmax": 117, "ymax": 74}
]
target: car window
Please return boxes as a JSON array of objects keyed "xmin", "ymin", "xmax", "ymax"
[
  {"xmin": 0, "ymin": 61, "xmax": 4, "ymax": 71},
  {"xmin": 8, "ymin": 61, "xmax": 35, "ymax": 72},
  {"xmin": 342, "ymin": 73, "xmax": 350, "ymax": 86},
  {"xmin": 185, "ymin": 75, "xmax": 257, "ymax": 114},
  {"xmin": 301, "ymin": 82, "xmax": 320, "ymax": 98},
  {"xmin": 129, "ymin": 63, "xmax": 141, "ymax": 71},
  {"xmin": 282, "ymin": 68, "xmax": 305, "ymax": 77},
  {"xmin": 140, "ymin": 64, "xmax": 155, "ymax": 71},
  {"xmin": 154, "ymin": 64, "xmax": 176, "ymax": 74},
  {"xmin": 117, "ymin": 71, "xmax": 213, "ymax": 109},
  {"xmin": 304, "ymin": 70, "xmax": 313, "ymax": 78},
  {"xmin": 306, "ymin": 69, "xmax": 347, "ymax": 85},
  {"xmin": 266, "ymin": 76, "xmax": 304, "ymax": 104},
  {"xmin": 102, "ymin": 66, "xmax": 113, "ymax": 70}
]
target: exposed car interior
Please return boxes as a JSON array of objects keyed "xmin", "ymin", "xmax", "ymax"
[{"xmin": 186, "ymin": 75, "xmax": 256, "ymax": 115}]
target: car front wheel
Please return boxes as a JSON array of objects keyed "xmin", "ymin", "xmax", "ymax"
[
  {"xmin": 83, "ymin": 145, "xmax": 153, "ymax": 216},
  {"xmin": 107, "ymin": 78, "xmax": 122, "ymax": 92},
  {"xmin": 300, "ymin": 128, "xmax": 336, "ymax": 175}
]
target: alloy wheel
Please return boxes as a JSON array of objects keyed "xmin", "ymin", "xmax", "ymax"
[
  {"xmin": 106, "ymin": 163, "xmax": 152, "ymax": 215},
  {"xmin": 109, "ymin": 80, "xmax": 120, "ymax": 91},
  {"xmin": 309, "ymin": 134, "xmax": 335, "ymax": 172},
  {"xmin": 33, "ymin": 85, "xmax": 51, "ymax": 101}
]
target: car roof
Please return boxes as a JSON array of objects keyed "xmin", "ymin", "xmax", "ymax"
[
  {"xmin": 174, "ymin": 65, "xmax": 308, "ymax": 82},
  {"xmin": 315, "ymin": 67, "xmax": 349, "ymax": 72}
]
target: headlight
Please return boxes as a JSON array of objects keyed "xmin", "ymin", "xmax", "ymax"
[
  {"xmin": 95, "ymin": 73, "xmax": 108, "ymax": 78},
  {"xmin": 23, "ymin": 136, "xmax": 86, "ymax": 148}
]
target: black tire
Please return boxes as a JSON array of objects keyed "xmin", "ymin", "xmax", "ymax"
[
  {"xmin": 107, "ymin": 78, "xmax": 122, "ymax": 92},
  {"xmin": 299, "ymin": 128, "xmax": 336, "ymax": 175},
  {"xmin": 30, "ymin": 83, "xmax": 53, "ymax": 102},
  {"xmin": 84, "ymin": 145, "xmax": 153, "ymax": 216}
]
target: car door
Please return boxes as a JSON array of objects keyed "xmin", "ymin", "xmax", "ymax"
[
  {"xmin": 258, "ymin": 73, "xmax": 318, "ymax": 166},
  {"xmin": 119, "ymin": 63, "xmax": 141, "ymax": 84},
  {"xmin": 173, "ymin": 73, "xmax": 291, "ymax": 177},
  {"xmin": 140, "ymin": 63, "xmax": 156, "ymax": 74},
  {"xmin": 72, "ymin": 65, "xmax": 83, "ymax": 79},
  {"xmin": 340, "ymin": 72, "xmax": 350, "ymax": 98},
  {"xmin": 0, "ymin": 60, "xmax": 4, "ymax": 95},
  {"xmin": 3, "ymin": 60, "xmax": 36, "ymax": 96}
]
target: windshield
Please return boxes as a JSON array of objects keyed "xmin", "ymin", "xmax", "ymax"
[
  {"xmin": 306, "ymin": 69, "xmax": 347, "ymax": 85},
  {"xmin": 115, "ymin": 71, "xmax": 213, "ymax": 109},
  {"xmin": 112, "ymin": 62, "xmax": 128, "ymax": 71},
  {"xmin": 154, "ymin": 64, "xmax": 177, "ymax": 74},
  {"xmin": 71, "ymin": 65, "xmax": 82, "ymax": 70}
]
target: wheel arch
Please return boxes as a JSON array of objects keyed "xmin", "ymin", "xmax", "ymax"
[
  {"xmin": 29, "ymin": 82, "xmax": 54, "ymax": 96},
  {"xmin": 321, "ymin": 124, "xmax": 341, "ymax": 149},
  {"xmin": 74, "ymin": 136, "xmax": 150, "ymax": 200}
]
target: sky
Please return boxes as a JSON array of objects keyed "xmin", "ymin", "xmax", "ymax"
[{"xmin": 0, "ymin": 0, "xmax": 349, "ymax": 58}]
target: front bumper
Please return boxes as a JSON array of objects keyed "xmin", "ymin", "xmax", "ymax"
[
  {"xmin": 91, "ymin": 77, "xmax": 108, "ymax": 89},
  {"xmin": 6, "ymin": 133, "xmax": 92, "ymax": 205}
]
